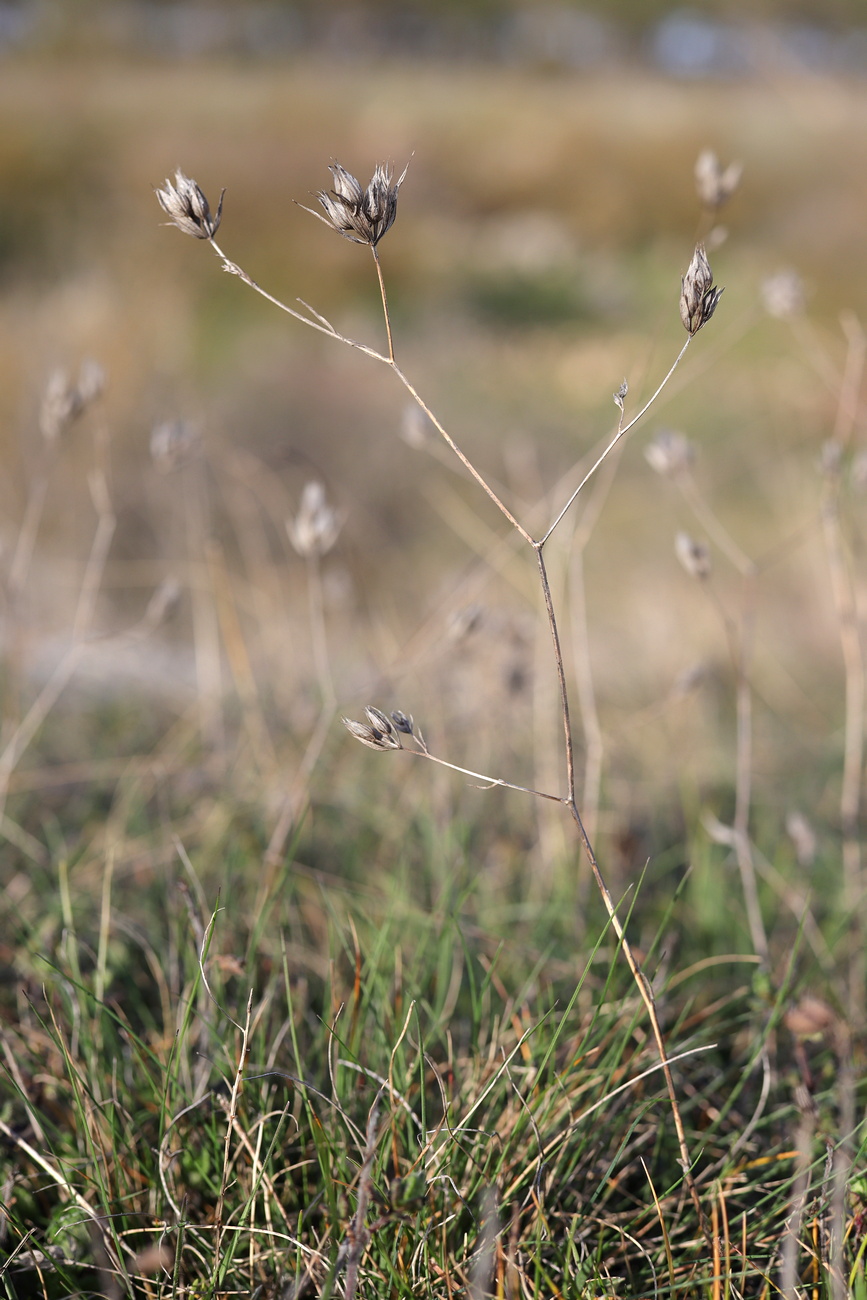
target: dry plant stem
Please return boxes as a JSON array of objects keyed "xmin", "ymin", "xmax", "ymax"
[
  {"xmin": 821, "ymin": 315, "xmax": 866, "ymax": 1029},
  {"xmin": 344, "ymin": 1090, "xmax": 383, "ymax": 1300},
  {"xmin": 211, "ymin": 239, "xmax": 533, "ymax": 542},
  {"xmin": 779, "ymin": 1093, "xmax": 816, "ymax": 1300},
  {"xmin": 214, "ymin": 237, "xmax": 710, "ymax": 1242},
  {"xmin": 371, "ymin": 245, "xmax": 394, "ymax": 363},
  {"xmin": 541, "ymin": 337, "xmax": 692, "ymax": 545},
  {"xmin": 213, "ymin": 990, "xmax": 254, "ymax": 1284},
  {"xmin": 732, "ymin": 596, "xmax": 770, "ymax": 969},
  {"xmin": 0, "ymin": 463, "xmax": 116, "ymax": 823},
  {"xmin": 183, "ymin": 458, "xmax": 224, "ymax": 752},
  {"xmin": 567, "ymin": 442, "xmax": 626, "ymax": 854},
  {"xmin": 258, "ymin": 551, "xmax": 337, "ymax": 893},
  {"xmin": 676, "ymin": 467, "xmax": 756, "ymax": 576},
  {"xmin": 536, "ymin": 545, "xmax": 709, "ymax": 1241}
]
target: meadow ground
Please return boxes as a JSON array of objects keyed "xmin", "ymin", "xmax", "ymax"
[{"xmin": 0, "ymin": 52, "xmax": 866, "ymax": 1297}]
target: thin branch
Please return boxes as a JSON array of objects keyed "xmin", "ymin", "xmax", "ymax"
[
  {"xmin": 371, "ymin": 245, "xmax": 395, "ymax": 364},
  {"xmin": 541, "ymin": 337, "xmax": 692, "ymax": 544}
]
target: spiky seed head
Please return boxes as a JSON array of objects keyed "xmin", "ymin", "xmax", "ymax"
[
  {"xmin": 342, "ymin": 710, "xmax": 402, "ymax": 751},
  {"xmin": 680, "ymin": 244, "xmax": 724, "ymax": 336},
  {"xmin": 150, "ymin": 419, "xmax": 200, "ymax": 473},
  {"xmin": 761, "ymin": 268, "xmax": 805, "ymax": 319},
  {"xmin": 675, "ymin": 531, "xmax": 711, "ymax": 579},
  {"xmin": 694, "ymin": 150, "xmax": 742, "ymax": 210},
  {"xmin": 645, "ymin": 429, "xmax": 695, "ymax": 478},
  {"xmin": 40, "ymin": 359, "xmax": 105, "ymax": 442},
  {"xmin": 300, "ymin": 160, "xmax": 409, "ymax": 247},
  {"xmin": 155, "ymin": 169, "xmax": 224, "ymax": 239},
  {"xmin": 286, "ymin": 481, "xmax": 344, "ymax": 558}
]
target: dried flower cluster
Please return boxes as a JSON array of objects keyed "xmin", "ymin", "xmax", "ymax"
[
  {"xmin": 40, "ymin": 360, "xmax": 104, "ymax": 442},
  {"xmin": 675, "ymin": 531, "xmax": 712, "ymax": 580},
  {"xmin": 342, "ymin": 706, "xmax": 413, "ymax": 751},
  {"xmin": 645, "ymin": 429, "xmax": 694, "ymax": 478},
  {"xmin": 680, "ymin": 245, "xmax": 724, "ymax": 336},
  {"xmin": 155, "ymin": 169, "xmax": 224, "ymax": 240},
  {"xmin": 300, "ymin": 161, "xmax": 409, "ymax": 247},
  {"xmin": 150, "ymin": 419, "xmax": 201, "ymax": 473},
  {"xmin": 761, "ymin": 268, "xmax": 805, "ymax": 320},
  {"xmin": 286, "ymin": 481, "xmax": 344, "ymax": 558},
  {"xmin": 694, "ymin": 150, "xmax": 742, "ymax": 211}
]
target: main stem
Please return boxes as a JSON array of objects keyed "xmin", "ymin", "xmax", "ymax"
[{"xmin": 536, "ymin": 544, "xmax": 710, "ymax": 1243}]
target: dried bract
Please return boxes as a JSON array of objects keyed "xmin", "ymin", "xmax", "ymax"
[
  {"xmin": 645, "ymin": 429, "xmax": 694, "ymax": 478},
  {"xmin": 150, "ymin": 419, "xmax": 200, "ymax": 473},
  {"xmin": 390, "ymin": 709, "xmax": 414, "ymax": 735},
  {"xmin": 301, "ymin": 161, "xmax": 409, "ymax": 247},
  {"xmin": 694, "ymin": 150, "xmax": 742, "ymax": 210},
  {"xmin": 40, "ymin": 360, "xmax": 105, "ymax": 442},
  {"xmin": 680, "ymin": 245, "xmax": 724, "ymax": 336},
  {"xmin": 675, "ymin": 531, "xmax": 711, "ymax": 580},
  {"xmin": 287, "ymin": 481, "xmax": 344, "ymax": 558},
  {"xmin": 761, "ymin": 268, "xmax": 805, "ymax": 319},
  {"xmin": 342, "ymin": 708, "xmax": 403, "ymax": 751},
  {"xmin": 613, "ymin": 379, "xmax": 628, "ymax": 412},
  {"xmin": 155, "ymin": 169, "xmax": 224, "ymax": 239}
]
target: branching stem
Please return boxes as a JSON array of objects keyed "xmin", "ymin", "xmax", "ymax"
[{"xmin": 212, "ymin": 234, "xmax": 712, "ymax": 1248}]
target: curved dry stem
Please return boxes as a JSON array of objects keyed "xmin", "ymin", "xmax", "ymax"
[{"xmin": 542, "ymin": 336, "xmax": 692, "ymax": 545}]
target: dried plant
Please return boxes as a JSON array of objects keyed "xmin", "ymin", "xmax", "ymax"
[
  {"xmin": 286, "ymin": 480, "xmax": 344, "ymax": 558},
  {"xmin": 156, "ymin": 159, "xmax": 730, "ymax": 1246},
  {"xmin": 694, "ymin": 148, "xmax": 743, "ymax": 211},
  {"xmin": 155, "ymin": 168, "xmax": 224, "ymax": 239},
  {"xmin": 680, "ymin": 243, "xmax": 724, "ymax": 336},
  {"xmin": 297, "ymin": 160, "xmax": 409, "ymax": 248}
]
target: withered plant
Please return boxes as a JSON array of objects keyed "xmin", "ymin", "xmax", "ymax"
[{"xmin": 157, "ymin": 159, "xmax": 727, "ymax": 1242}]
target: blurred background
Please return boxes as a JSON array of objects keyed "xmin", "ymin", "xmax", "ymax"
[{"xmin": 1, "ymin": 0, "xmax": 866, "ymax": 893}]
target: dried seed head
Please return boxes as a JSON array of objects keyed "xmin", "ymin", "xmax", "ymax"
[
  {"xmin": 300, "ymin": 160, "xmax": 409, "ymax": 247},
  {"xmin": 785, "ymin": 810, "xmax": 817, "ymax": 867},
  {"xmin": 645, "ymin": 428, "xmax": 695, "ymax": 478},
  {"xmin": 390, "ymin": 709, "xmax": 414, "ymax": 735},
  {"xmin": 613, "ymin": 379, "xmax": 628, "ymax": 412},
  {"xmin": 286, "ymin": 481, "xmax": 344, "ymax": 558},
  {"xmin": 155, "ymin": 169, "xmax": 224, "ymax": 239},
  {"xmin": 675, "ymin": 531, "xmax": 711, "ymax": 580},
  {"xmin": 342, "ymin": 708, "xmax": 402, "ymax": 751},
  {"xmin": 761, "ymin": 268, "xmax": 805, "ymax": 319},
  {"xmin": 694, "ymin": 150, "xmax": 742, "ymax": 210},
  {"xmin": 150, "ymin": 419, "xmax": 200, "ymax": 473},
  {"xmin": 40, "ymin": 359, "xmax": 105, "ymax": 442},
  {"xmin": 680, "ymin": 244, "xmax": 724, "ymax": 336}
]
